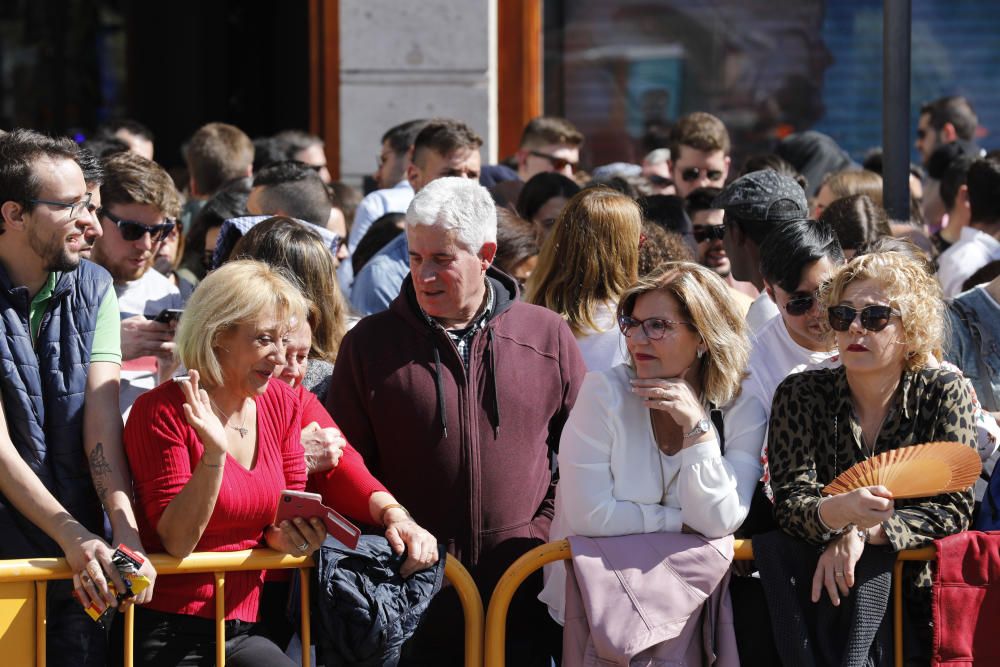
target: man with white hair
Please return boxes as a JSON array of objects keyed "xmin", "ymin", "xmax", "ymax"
[{"xmin": 327, "ymin": 177, "xmax": 586, "ymax": 665}]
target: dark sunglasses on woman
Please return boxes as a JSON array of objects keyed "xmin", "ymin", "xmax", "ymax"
[{"xmin": 827, "ymin": 304, "xmax": 899, "ymax": 332}]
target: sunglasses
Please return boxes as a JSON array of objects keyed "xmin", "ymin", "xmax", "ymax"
[
  {"xmin": 100, "ymin": 208, "xmax": 175, "ymax": 243},
  {"xmin": 827, "ymin": 304, "xmax": 900, "ymax": 332},
  {"xmin": 692, "ymin": 224, "xmax": 725, "ymax": 243},
  {"xmin": 680, "ymin": 167, "xmax": 724, "ymax": 183},
  {"xmin": 784, "ymin": 294, "xmax": 818, "ymax": 316},
  {"xmin": 528, "ymin": 150, "xmax": 578, "ymax": 173},
  {"xmin": 618, "ymin": 315, "xmax": 694, "ymax": 340}
]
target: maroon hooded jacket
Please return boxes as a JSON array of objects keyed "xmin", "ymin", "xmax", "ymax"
[{"xmin": 326, "ymin": 267, "xmax": 585, "ymax": 658}]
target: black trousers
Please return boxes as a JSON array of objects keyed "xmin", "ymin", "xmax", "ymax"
[{"xmin": 110, "ymin": 606, "xmax": 296, "ymax": 667}]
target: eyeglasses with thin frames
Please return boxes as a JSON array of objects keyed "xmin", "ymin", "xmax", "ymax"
[
  {"xmin": 618, "ymin": 315, "xmax": 694, "ymax": 340},
  {"xmin": 28, "ymin": 192, "xmax": 93, "ymax": 221},
  {"xmin": 99, "ymin": 208, "xmax": 175, "ymax": 243}
]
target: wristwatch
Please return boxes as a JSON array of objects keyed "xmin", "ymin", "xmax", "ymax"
[{"xmin": 684, "ymin": 417, "xmax": 711, "ymax": 439}]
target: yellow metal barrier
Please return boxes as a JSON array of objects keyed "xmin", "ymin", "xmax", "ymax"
[
  {"xmin": 483, "ymin": 539, "xmax": 935, "ymax": 667},
  {"xmin": 0, "ymin": 548, "xmax": 483, "ymax": 667}
]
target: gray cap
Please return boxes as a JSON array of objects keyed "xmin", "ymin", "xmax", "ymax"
[{"xmin": 711, "ymin": 169, "xmax": 808, "ymax": 223}]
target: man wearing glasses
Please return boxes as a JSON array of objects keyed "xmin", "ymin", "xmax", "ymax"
[
  {"xmin": 514, "ymin": 116, "xmax": 583, "ymax": 182},
  {"xmin": 89, "ymin": 152, "xmax": 183, "ymax": 413},
  {"xmin": 668, "ymin": 112, "xmax": 731, "ymax": 200},
  {"xmin": 0, "ymin": 129, "xmax": 156, "ymax": 665}
]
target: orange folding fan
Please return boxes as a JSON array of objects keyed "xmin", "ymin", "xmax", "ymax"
[{"xmin": 822, "ymin": 441, "xmax": 982, "ymax": 499}]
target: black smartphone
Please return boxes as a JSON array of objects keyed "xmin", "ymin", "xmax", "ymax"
[{"xmin": 148, "ymin": 308, "xmax": 183, "ymax": 324}]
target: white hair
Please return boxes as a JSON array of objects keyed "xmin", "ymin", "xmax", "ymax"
[
  {"xmin": 406, "ymin": 177, "xmax": 497, "ymax": 251},
  {"xmin": 643, "ymin": 148, "xmax": 671, "ymax": 165}
]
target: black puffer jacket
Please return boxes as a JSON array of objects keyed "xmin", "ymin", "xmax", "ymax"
[{"xmin": 312, "ymin": 535, "xmax": 446, "ymax": 667}]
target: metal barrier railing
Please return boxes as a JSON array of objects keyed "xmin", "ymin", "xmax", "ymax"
[
  {"xmin": 0, "ymin": 548, "xmax": 483, "ymax": 667},
  {"xmin": 483, "ymin": 538, "xmax": 935, "ymax": 667}
]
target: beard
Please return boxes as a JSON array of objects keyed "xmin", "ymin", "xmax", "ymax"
[{"xmin": 28, "ymin": 226, "xmax": 79, "ymax": 273}]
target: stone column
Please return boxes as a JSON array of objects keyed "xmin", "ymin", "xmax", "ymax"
[{"xmin": 339, "ymin": 0, "xmax": 498, "ymax": 186}]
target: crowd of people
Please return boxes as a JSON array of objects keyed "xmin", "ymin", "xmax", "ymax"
[{"xmin": 0, "ymin": 92, "xmax": 997, "ymax": 666}]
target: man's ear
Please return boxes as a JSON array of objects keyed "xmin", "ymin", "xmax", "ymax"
[
  {"xmin": 940, "ymin": 122, "xmax": 959, "ymax": 144},
  {"xmin": 479, "ymin": 241, "xmax": 498, "ymax": 268},
  {"xmin": 763, "ymin": 280, "xmax": 776, "ymax": 304},
  {"xmin": 0, "ymin": 200, "xmax": 26, "ymax": 232},
  {"xmin": 406, "ymin": 163, "xmax": 420, "ymax": 191},
  {"xmin": 723, "ymin": 155, "xmax": 732, "ymax": 178}
]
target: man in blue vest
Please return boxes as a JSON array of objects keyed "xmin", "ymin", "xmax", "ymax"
[{"xmin": 0, "ymin": 129, "xmax": 156, "ymax": 665}]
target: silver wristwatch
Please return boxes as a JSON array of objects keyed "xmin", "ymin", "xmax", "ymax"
[{"xmin": 684, "ymin": 417, "xmax": 711, "ymax": 439}]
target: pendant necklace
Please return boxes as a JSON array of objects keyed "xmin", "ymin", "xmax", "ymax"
[{"xmin": 208, "ymin": 395, "xmax": 249, "ymax": 438}]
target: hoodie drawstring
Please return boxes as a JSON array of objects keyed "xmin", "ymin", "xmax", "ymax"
[
  {"xmin": 432, "ymin": 346, "xmax": 448, "ymax": 439},
  {"xmin": 488, "ymin": 328, "xmax": 500, "ymax": 438}
]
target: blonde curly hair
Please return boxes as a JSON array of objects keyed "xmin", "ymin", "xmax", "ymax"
[{"xmin": 823, "ymin": 251, "xmax": 944, "ymax": 371}]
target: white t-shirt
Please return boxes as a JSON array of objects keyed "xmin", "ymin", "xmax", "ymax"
[
  {"xmin": 723, "ymin": 314, "xmax": 839, "ymax": 484},
  {"xmin": 745, "ymin": 291, "xmax": 780, "ymax": 334},
  {"xmin": 574, "ymin": 301, "xmax": 629, "ymax": 372},
  {"xmin": 937, "ymin": 226, "xmax": 1000, "ymax": 297},
  {"xmin": 539, "ymin": 364, "xmax": 755, "ymax": 624}
]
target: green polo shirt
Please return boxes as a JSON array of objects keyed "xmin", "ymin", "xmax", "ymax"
[{"xmin": 29, "ymin": 272, "xmax": 122, "ymax": 364}]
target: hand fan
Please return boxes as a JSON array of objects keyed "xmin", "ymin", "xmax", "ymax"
[{"xmin": 822, "ymin": 441, "xmax": 981, "ymax": 499}]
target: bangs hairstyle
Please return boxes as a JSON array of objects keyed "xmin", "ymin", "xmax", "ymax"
[
  {"xmin": 526, "ymin": 187, "xmax": 641, "ymax": 336},
  {"xmin": 822, "ymin": 251, "xmax": 944, "ymax": 371},
  {"xmin": 616, "ymin": 262, "xmax": 749, "ymax": 407},
  {"xmin": 176, "ymin": 260, "xmax": 308, "ymax": 387}
]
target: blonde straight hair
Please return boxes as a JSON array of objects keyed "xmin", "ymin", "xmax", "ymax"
[{"xmin": 526, "ymin": 187, "xmax": 641, "ymax": 336}]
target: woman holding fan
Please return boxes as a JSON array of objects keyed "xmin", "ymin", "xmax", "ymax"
[{"xmin": 767, "ymin": 251, "xmax": 977, "ymax": 663}]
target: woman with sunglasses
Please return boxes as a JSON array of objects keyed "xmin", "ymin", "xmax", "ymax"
[
  {"xmin": 539, "ymin": 262, "xmax": 751, "ymax": 626},
  {"xmin": 526, "ymin": 187, "xmax": 641, "ymax": 371},
  {"xmin": 767, "ymin": 251, "xmax": 977, "ymax": 663}
]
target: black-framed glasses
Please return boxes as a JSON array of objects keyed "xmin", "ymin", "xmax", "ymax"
[
  {"xmin": 692, "ymin": 224, "xmax": 725, "ymax": 243},
  {"xmin": 28, "ymin": 192, "xmax": 93, "ymax": 221},
  {"xmin": 99, "ymin": 208, "xmax": 175, "ymax": 243},
  {"xmin": 618, "ymin": 314, "xmax": 694, "ymax": 340},
  {"xmin": 680, "ymin": 167, "xmax": 724, "ymax": 183},
  {"xmin": 784, "ymin": 294, "xmax": 818, "ymax": 316},
  {"xmin": 528, "ymin": 150, "xmax": 578, "ymax": 173},
  {"xmin": 828, "ymin": 304, "xmax": 900, "ymax": 332}
]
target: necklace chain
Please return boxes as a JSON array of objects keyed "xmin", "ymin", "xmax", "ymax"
[{"xmin": 208, "ymin": 394, "xmax": 250, "ymax": 438}]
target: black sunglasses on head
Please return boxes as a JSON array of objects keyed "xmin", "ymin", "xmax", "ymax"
[
  {"xmin": 680, "ymin": 167, "xmax": 724, "ymax": 183},
  {"xmin": 100, "ymin": 208, "xmax": 175, "ymax": 243},
  {"xmin": 828, "ymin": 304, "xmax": 899, "ymax": 332},
  {"xmin": 692, "ymin": 224, "xmax": 725, "ymax": 243}
]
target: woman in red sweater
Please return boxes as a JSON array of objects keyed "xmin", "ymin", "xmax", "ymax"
[{"xmin": 123, "ymin": 260, "xmax": 326, "ymax": 666}]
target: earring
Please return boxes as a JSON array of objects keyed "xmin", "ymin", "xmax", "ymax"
[{"xmin": 696, "ymin": 348, "xmax": 705, "ymax": 359}]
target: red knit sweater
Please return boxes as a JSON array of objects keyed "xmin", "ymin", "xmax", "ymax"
[
  {"xmin": 125, "ymin": 379, "xmax": 306, "ymax": 622},
  {"xmin": 297, "ymin": 385, "xmax": 387, "ymax": 524}
]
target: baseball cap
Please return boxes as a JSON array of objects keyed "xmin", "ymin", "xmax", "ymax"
[{"xmin": 711, "ymin": 169, "xmax": 808, "ymax": 223}]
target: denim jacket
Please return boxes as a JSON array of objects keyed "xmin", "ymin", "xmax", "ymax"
[{"xmin": 947, "ymin": 286, "xmax": 1000, "ymax": 412}]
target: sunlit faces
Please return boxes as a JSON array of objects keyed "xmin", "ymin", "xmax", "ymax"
[
  {"xmin": 278, "ymin": 320, "xmax": 311, "ymax": 388},
  {"xmin": 519, "ymin": 143, "xmax": 580, "ymax": 181},
  {"xmin": 214, "ymin": 312, "xmax": 293, "ymax": 397},
  {"xmin": 408, "ymin": 148, "xmax": 481, "ymax": 193},
  {"xmin": 20, "ymin": 157, "xmax": 96, "ymax": 272},
  {"xmin": 766, "ymin": 256, "xmax": 836, "ymax": 352},
  {"xmin": 374, "ymin": 140, "xmax": 405, "ymax": 190},
  {"xmin": 670, "ymin": 146, "xmax": 729, "ymax": 199},
  {"xmin": 691, "ymin": 208, "xmax": 728, "ymax": 276},
  {"xmin": 407, "ymin": 223, "xmax": 496, "ymax": 329},
  {"xmin": 294, "ymin": 143, "xmax": 331, "ymax": 184},
  {"xmin": 833, "ymin": 278, "xmax": 906, "ymax": 376},
  {"xmin": 624, "ymin": 290, "xmax": 703, "ymax": 381},
  {"xmin": 90, "ymin": 202, "xmax": 167, "ymax": 283}
]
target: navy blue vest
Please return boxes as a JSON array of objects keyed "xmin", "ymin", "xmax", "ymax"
[{"xmin": 0, "ymin": 260, "xmax": 112, "ymax": 557}]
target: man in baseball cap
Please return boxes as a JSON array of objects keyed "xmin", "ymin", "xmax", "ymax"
[{"xmin": 713, "ymin": 169, "xmax": 809, "ymax": 332}]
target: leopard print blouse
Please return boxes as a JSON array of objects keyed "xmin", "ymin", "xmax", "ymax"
[{"xmin": 767, "ymin": 365, "xmax": 977, "ymax": 658}]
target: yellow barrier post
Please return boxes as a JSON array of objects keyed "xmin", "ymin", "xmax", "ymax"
[
  {"xmin": 34, "ymin": 581, "xmax": 45, "ymax": 667},
  {"xmin": 123, "ymin": 604, "xmax": 134, "ymax": 667},
  {"xmin": 214, "ymin": 572, "xmax": 226, "ymax": 666},
  {"xmin": 442, "ymin": 556, "xmax": 485, "ymax": 667},
  {"xmin": 298, "ymin": 568, "xmax": 311, "ymax": 667}
]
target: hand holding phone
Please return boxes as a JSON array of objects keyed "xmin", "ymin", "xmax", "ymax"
[
  {"xmin": 274, "ymin": 490, "xmax": 360, "ymax": 549},
  {"xmin": 148, "ymin": 308, "xmax": 184, "ymax": 324}
]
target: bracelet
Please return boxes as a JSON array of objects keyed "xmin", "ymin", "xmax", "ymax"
[
  {"xmin": 379, "ymin": 503, "xmax": 410, "ymax": 527},
  {"xmin": 201, "ymin": 454, "xmax": 225, "ymax": 468},
  {"xmin": 855, "ymin": 525, "xmax": 870, "ymax": 544}
]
